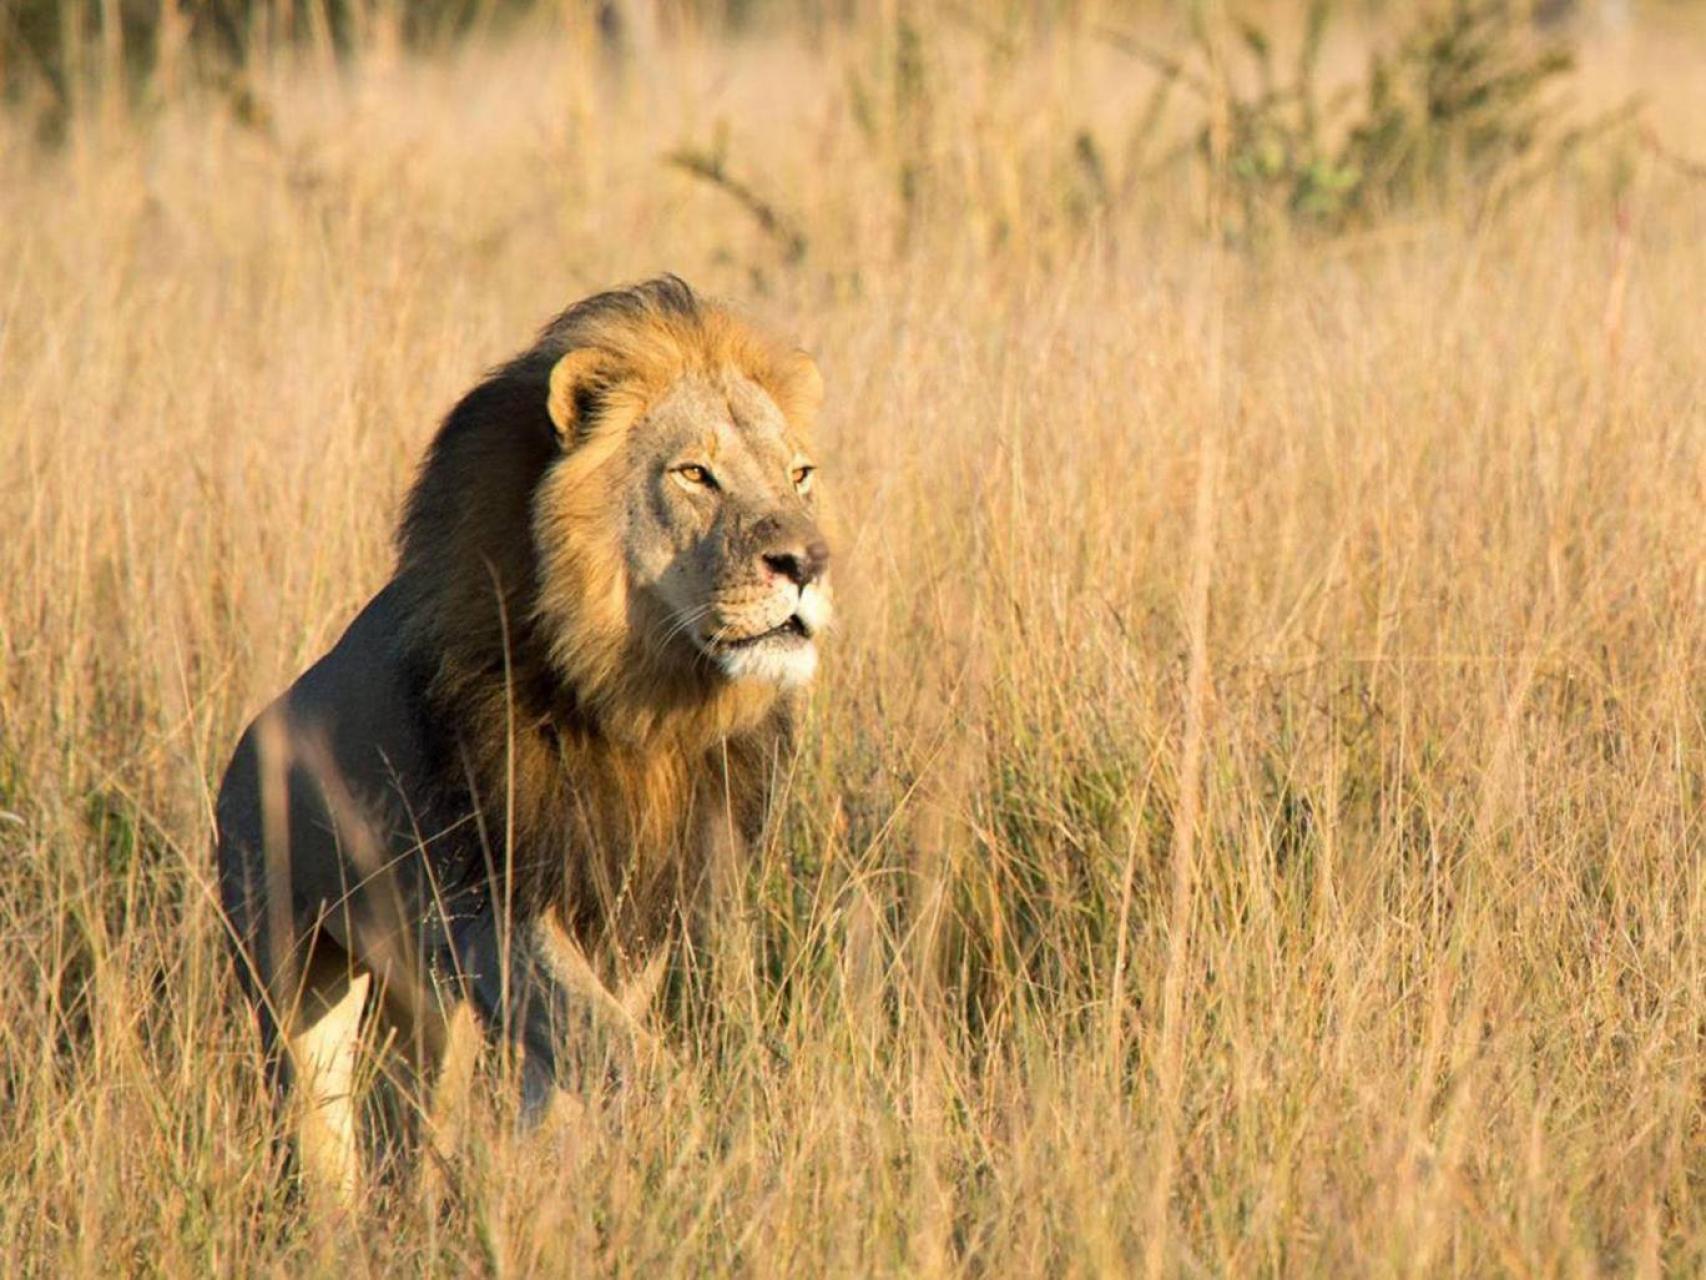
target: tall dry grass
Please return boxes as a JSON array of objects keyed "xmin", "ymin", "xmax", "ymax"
[{"xmin": 1, "ymin": 6, "xmax": 1702, "ymax": 1274}]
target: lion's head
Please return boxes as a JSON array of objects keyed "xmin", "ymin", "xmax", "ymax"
[
  {"xmin": 397, "ymin": 277, "xmax": 830, "ymax": 752},
  {"xmin": 535, "ymin": 282, "xmax": 831, "ymax": 696}
]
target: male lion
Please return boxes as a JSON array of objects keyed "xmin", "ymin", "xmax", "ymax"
[{"xmin": 215, "ymin": 277, "xmax": 830, "ymax": 1196}]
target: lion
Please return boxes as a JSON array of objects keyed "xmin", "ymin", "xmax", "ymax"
[{"xmin": 214, "ymin": 276, "xmax": 831, "ymax": 1197}]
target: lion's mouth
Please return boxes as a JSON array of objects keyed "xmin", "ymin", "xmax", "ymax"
[{"xmin": 713, "ymin": 614, "xmax": 812, "ymax": 651}]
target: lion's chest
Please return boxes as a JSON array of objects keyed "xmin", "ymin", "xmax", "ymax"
[{"xmin": 539, "ymin": 747, "xmax": 734, "ymax": 953}]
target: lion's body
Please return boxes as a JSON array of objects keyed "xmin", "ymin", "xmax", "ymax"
[{"xmin": 215, "ymin": 278, "xmax": 829, "ymax": 1195}]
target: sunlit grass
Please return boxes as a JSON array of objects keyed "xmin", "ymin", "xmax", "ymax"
[{"xmin": 0, "ymin": 7, "xmax": 1701, "ymax": 1274}]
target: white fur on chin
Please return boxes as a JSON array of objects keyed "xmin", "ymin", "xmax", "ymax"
[
  {"xmin": 716, "ymin": 639, "xmax": 819, "ymax": 688},
  {"xmin": 694, "ymin": 581, "xmax": 831, "ymax": 688}
]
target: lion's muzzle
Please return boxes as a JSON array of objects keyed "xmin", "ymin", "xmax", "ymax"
[{"xmin": 699, "ymin": 512, "xmax": 832, "ymax": 687}]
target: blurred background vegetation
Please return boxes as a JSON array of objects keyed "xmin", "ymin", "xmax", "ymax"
[
  {"xmin": 0, "ymin": 1, "xmax": 1645, "ymax": 100},
  {"xmin": 1, "ymin": 0, "xmax": 1682, "ymax": 241}
]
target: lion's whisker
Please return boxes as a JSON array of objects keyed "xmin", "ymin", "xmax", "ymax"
[{"xmin": 655, "ymin": 604, "xmax": 715, "ymax": 651}]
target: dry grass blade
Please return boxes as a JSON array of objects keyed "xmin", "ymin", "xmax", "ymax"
[
  {"xmin": 0, "ymin": 3, "xmax": 1702, "ymax": 1274},
  {"xmin": 665, "ymin": 144, "xmax": 808, "ymax": 264}
]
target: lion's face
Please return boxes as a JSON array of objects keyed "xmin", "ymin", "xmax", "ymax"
[{"xmin": 619, "ymin": 371, "xmax": 831, "ymax": 688}]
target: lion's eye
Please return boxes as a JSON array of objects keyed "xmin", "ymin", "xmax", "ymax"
[
  {"xmin": 792, "ymin": 465, "xmax": 815, "ymax": 492},
  {"xmin": 674, "ymin": 464, "xmax": 716, "ymax": 489}
]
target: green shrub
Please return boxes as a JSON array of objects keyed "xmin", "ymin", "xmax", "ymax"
[{"xmin": 1105, "ymin": 0, "xmax": 1628, "ymax": 238}]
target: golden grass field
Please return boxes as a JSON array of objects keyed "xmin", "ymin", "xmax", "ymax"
[{"xmin": 1, "ymin": 4, "xmax": 1702, "ymax": 1274}]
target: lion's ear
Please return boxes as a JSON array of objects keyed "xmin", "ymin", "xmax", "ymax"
[
  {"xmin": 778, "ymin": 350, "xmax": 824, "ymax": 422},
  {"xmin": 547, "ymin": 349, "xmax": 616, "ymax": 441}
]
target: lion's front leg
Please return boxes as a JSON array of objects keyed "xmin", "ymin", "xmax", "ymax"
[{"xmin": 454, "ymin": 909, "xmax": 670, "ymax": 1123}]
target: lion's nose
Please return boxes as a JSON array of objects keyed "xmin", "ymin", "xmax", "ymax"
[{"xmin": 761, "ymin": 538, "xmax": 830, "ymax": 587}]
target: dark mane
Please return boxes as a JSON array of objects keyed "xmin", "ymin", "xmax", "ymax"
[{"xmin": 393, "ymin": 277, "xmax": 710, "ymax": 722}]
